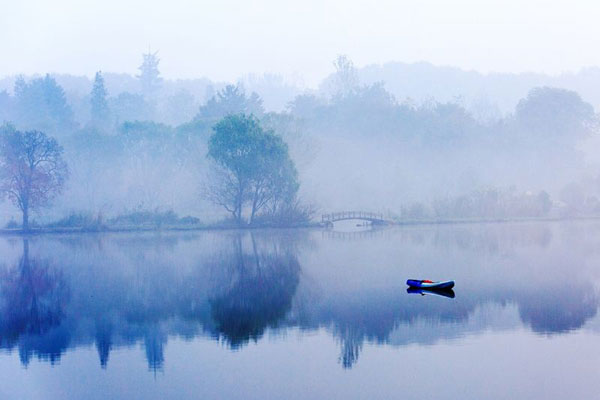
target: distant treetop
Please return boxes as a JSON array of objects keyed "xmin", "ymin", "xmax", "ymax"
[
  {"xmin": 195, "ymin": 85, "xmax": 264, "ymax": 121},
  {"xmin": 90, "ymin": 71, "xmax": 110, "ymax": 130},
  {"xmin": 13, "ymin": 74, "xmax": 75, "ymax": 135}
]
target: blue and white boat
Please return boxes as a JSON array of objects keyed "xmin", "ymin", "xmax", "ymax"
[{"xmin": 406, "ymin": 279, "xmax": 455, "ymax": 290}]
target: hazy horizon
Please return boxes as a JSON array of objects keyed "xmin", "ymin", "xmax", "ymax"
[
  {"xmin": 2, "ymin": 0, "xmax": 600, "ymax": 226},
  {"xmin": 3, "ymin": 0, "xmax": 600, "ymax": 86},
  {"xmin": 4, "ymin": 3, "xmax": 600, "ymax": 400}
]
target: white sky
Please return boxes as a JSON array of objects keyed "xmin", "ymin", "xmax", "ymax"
[{"xmin": 1, "ymin": 0, "xmax": 600, "ymax": 87}]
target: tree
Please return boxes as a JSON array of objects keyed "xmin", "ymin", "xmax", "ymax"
[
  {"xmin": 515, "ymin": 87, "xmax": 596, "ymax": 142},
  {"xmin": 247, "ymin": 137, "xmax": 298, "ymax": 223},
  {"xmin": 13, "ymin": 75, "xmax": 75, "ymax": 135},
  {"xmin": 319, "ymin": 55, "xmax": 359, "ymax": 99},
  {"xmin": 205, "ymin": 114, "xmax": 299, "ymax": 225},
  {"xmin": 109, "ymin": 92, "xmax": 154, "ymax": 123},
  {"xmin": 332, "ymin": 55, "xmax": 359, "ymax": 95},
  {"xmin": 90, "ymin": 71, "xmax": 110, "ymax": 129},
  {"xmin": 162, "ymin": 90, "xmax": 197, "ymax": 125},
  {"xmin": 137, "ymin": 51, "xmax": 162, "ymax": 97},
  {"xmin": 0, "ymin": 126, "xmax": 68, "ymax": 230},
  {"xmin": 0, "ymin": 90, "xmax": 12, "ymax": 123},
  {"xmin": 196, "ymin": 85, "xmax": 264, "ymax": 121}
]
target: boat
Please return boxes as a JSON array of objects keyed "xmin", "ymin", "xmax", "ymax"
[
  {"xmin": 407, "ymin": 287, "xmax": 455, "ymax": 298},
  {"xmin": 406, "ymin": 279, "xmax": 455, "ymax": 290}
]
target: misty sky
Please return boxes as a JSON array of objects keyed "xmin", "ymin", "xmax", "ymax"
[{"xmin": 2, "ymin": 0, "xmax": 600, "ymax": 86}]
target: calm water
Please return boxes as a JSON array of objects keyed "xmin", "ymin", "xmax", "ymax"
[{"xmin": 2, "ymin": 221, "xmax": 600, "ymax": 399}]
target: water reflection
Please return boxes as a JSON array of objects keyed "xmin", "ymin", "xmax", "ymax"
[
  {"xmin": 0, "ymin": 240, "xmax": 70, "ymax": 365},
  {"xmin": 407, "ymin": 287, "xmax": 456, "ymax": 298},
  {"xmin": 0, "ymin": 222, "xmax": 598, "ymax": 371},
  {"xmin": 517, "ymin": 285, "xmax": 598, "ymax": 334},
  {"xmin": 209, "ymin": 234, "xmax": 300, "ymax": 348}
]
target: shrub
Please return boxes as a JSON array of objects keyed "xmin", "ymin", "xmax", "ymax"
[
  {"xmin": 5, "ymin": 218, "xmax": 19, "ymax": 229},
  {"xmin": 108, "ymin": 209, "xmax": 200, "ymax": 227},
  {"xmin": 47, "ymin": 212, "xmax": 104, "ymax": 231}
]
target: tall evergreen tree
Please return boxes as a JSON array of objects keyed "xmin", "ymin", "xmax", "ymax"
[
  {"xmin": 90, "ymin": 71, "xmax": 109, "ymax": 129},
  {"xmin": 137, "ymin": 51, "xmax": 162, "ymax": 97}
]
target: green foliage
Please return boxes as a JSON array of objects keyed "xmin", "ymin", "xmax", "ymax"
[
  {"xmin": 175, "ymin": 118, "xmax": 213, "ymax": 141},
  {"xmin": 109, "ymin": 92, "xmax": 155, "ymax": 123},
  {"xmin": 4, "ymin": 218, "xmax": 19, "ymax": 229},
  {"xmin": 119, "ymin": 121, "xmax": 173, "ymax": 140},
  {"xmin": 208, "ymin": 114, "xmax": 265, "ymax": 178},
  {"xmin": 290, "ymin": 81, "xmax": 480, "ymax": 144},
  {"xmin": 44, "ymin": 209, "xmax": 200, "ymax": 230},
  {"xmin": 431, "ymin": 188, "xmax": 555, "ymax": 220},
  {"xmin": 47, "ymin": 212, "xmax": 104, "ymax": 230},
  {"xmin": 13, "ymin": 75, "xmax": 75, "ymax": 135},
  {"xmin": 108, "ymin": 209, "xmax": 199, "ymax": 227},
  {"xmin": 0, "ymin": 91, "xmax": 12, "ymax": 123},
  {"xmin": 90, "ymin": 71, "xmax": 110, "ymax": 129},
  {"xmin": 163, "ymin": 90, "xmax": 197, "ymax": 125},
  {"xmin": 516, "ymin": 87, "xmax": 596, "ymax": 141},
  {"xmin": 196, "ymin": 85, "xmax": 263, "ymax": 121},
  {"xmin": 206, "ymin": 114, "xmax": 300, "ymax": 224}
]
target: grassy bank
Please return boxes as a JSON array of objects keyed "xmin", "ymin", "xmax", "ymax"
[
  {"xmin": 0, "ymin": 209, "xmax": 320, "ymax": 235},
  {"xmin": 1, "ymin": 214, "xmax": 599, "ymax": 236}
]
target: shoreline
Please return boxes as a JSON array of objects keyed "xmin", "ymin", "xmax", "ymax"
[{"xmin": 1, "ymin": 215, "xmax": 599, "ymax": 236}]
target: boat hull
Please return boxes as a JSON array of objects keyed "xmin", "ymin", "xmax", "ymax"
[{"xmin": 406, "ymin": 279, "xmax": 455, "ymax": 290}]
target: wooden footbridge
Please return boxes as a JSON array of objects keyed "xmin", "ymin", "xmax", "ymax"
[{"xmin": 321, "ymin": 211, "xmax": 393, "ymax": 226}]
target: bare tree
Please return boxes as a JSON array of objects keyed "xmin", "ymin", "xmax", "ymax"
[
  {"xmin": 203, "ymin": 165, "xmax": 246, "ymax": 223},
  {"xmin": 0, "ymin": 126, "xmax": 68, "ymax": 231},
  {"xmin": 330, "ymin": 55, "xmax": 359, "ymax": 98}
]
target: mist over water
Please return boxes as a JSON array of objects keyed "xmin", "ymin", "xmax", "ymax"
[
  {"xmin": 3, "ymin": 2, "xmax": 600, "ymax": 399},
  {"xmin": 1, "ymin": 221, "xmax": 600, "ymax": 399}
]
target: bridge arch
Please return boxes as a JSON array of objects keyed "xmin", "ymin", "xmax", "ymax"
[{"xmin": 321, "ymin": 211, "xmax": 392, "ymax": 226}]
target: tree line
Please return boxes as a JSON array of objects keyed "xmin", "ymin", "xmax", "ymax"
[
  {"xmin": 0, "ymin": 112, "xmax": 304, "ymax": 230},
  {"xmin": 1, "ymin": 54, "xmax": 599, "ymax": 228}
]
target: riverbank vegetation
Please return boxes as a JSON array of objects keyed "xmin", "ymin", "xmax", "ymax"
[{"xmin": 1, "ymin": 54, "xmax": 600, "ymax": 232}]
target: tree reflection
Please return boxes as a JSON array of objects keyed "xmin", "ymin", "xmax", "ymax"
[
  {"xmin": 338, "ymin": 330, "xmax": 362, "ymax": 369},
  {"xmin": 0, "ymin": 227, "xmax": 598, "ymax": 372},
  {"xmin": 209, "ymin": 233, "xmax": 300, "ymax": 348},
  {"xmin": 94, "ymin": 318, "xmax": 113, "ymax": 369},
  {"xmin": 144, "ymin": 326, "xmax": 167, "ymax": 373},
  {"xmin": 517, "ymin": 284, "xmax": 598, "ymax": 334},
  {"xmin": 0, "ymin": 239, "xmax": 69, "ymax": 365}
]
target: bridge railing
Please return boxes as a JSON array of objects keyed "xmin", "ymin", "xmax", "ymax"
[{"xmin": 321, "ymin": 211, "xmax": 385, "ymax": 223}]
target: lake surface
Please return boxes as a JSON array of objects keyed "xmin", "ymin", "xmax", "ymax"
[{"xmin": 2, "ymin": 221, "xmax": 600, "ymax": 399}]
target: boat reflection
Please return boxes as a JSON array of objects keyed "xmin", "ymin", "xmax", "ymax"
[{"xmin": 407, "ymin": 287, "xmax": 456, "ymax": 298}]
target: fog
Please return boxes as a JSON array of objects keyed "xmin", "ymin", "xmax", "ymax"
[
  {"xmin": 1, "ymin": 55, "xmax": 600, "ymax": 225},
  {"xmin": 5, "ymin": 0, "xmax": 600, "ymax": 84},
  {"xmin": 2, "ymin": 2, "xmax": 600, "ymax": 228}
]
